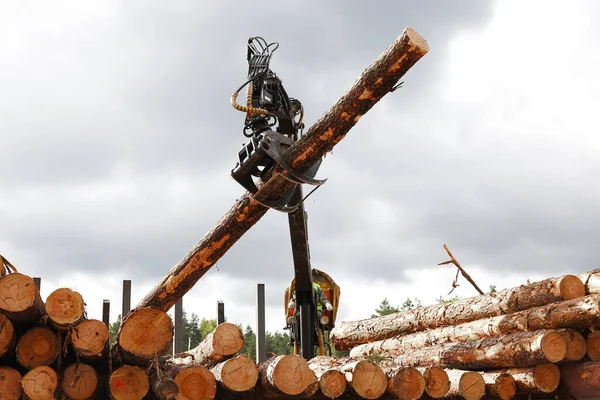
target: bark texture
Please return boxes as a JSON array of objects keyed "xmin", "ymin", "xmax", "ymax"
[
  {"xmin": 150, "ymin": 372, "xmax": 179, "ymax": 400},
  {"xmin": 45, "ymin": 287, "xmax": 85, "ymax": 331},
  {"xmin": 136, "ymin": 27, "xmax": 429, "ymax": 313},
  {"xmin": 579, "ymin": 269, "xmax": 600, "ymax": 294},
  {"xmin": 0, "ymin": 366, "xmax": 22, "ymax": 399},
  {"xmin": 333, "ymin": 273, "xmax": 585, "ymax": 350},
  {"xmin": 557, "ymin": 361, "xmax": 600, "ymax": 399},
  {"xmin": 480, "ymin": 364, "xmax": 560, "ymax": 394},
  {"xmin": 21, "ymin": 365, "xmax": 58, "ymax": 400},
  {"xmin": 171, "ymin": 322, "xmax": 243, "ymax": 369},
  {"xmin": 61, "ymin": 362, "xmax": 98, "ymax": 400},
  {"xmin": 210, "ymin": 354, "xmax": 258, "ymax": 394},
  {"xmin": 480, "ymin": 371, "xmax": 516, "ymax": 400},
  {"xmin": 108, "ymin": 365, "xmax": 150, "ymax": 400},
  {"xmin": 256, "ymin": 354, "xmax": 317, "ymax": 398},
  {"xmin": 350, "ymin": 294, "xmax": 600, "ymax": 358},
  {"xmin": 0, "ymin": 272, "xmax": 45, "ymax": 325},
  {"xmin": 386, "ymin": 329, "xmax": 566, "ymax": 370}
]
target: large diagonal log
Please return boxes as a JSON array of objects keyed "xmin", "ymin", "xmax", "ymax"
[{"xmin": 137, "ymin": 27, "xmax": 429, "ymax": 311}]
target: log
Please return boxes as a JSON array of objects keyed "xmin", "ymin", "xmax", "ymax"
[
  {"xmin": 387, "ymin": 329, "xmax": 567, "ymax": 370},
  {"xmin": 0, "ymin": 312, "xmax": 16, "ymax": 358},
  {"xmin": 72, "ymin": 318, "xmax": 110, "ymax": 360},
  {"xmin": 444, "ymin": 370, "xmax": 485, "ymax": 400},
  {"xmin": 351, "ymin": 294, "xmax": 600, "ymax": 358},
  {"xmin": 586, "ymin": 330, "xmax": 600, "ymax": 361},
  {"xmin": 333, "ymin": 273, "xmax": 585, "ymax": 350},
  {"xmin": 558, "ymin": 328, "xmax": 587, "ymax": 361},
  {"xmin": 386, "ymin": 366, "xmax": 425, "ymax": 400},
  {"xmin": 108, "ymin": 365, "xmax": 150, "ymax": 400},
  {"xmin": 171, "ymin": 322, "xmax": 243, "ymax": 368},
  {"xmin": 479, "ymin": 371, "xmax": 516, "ymax": 400},
  {"xmin": 0, "ymin": 272, "xmax": 45, "ymax": 325},
  {"xmin": 0, "ymin": 366, "xmax": 22, "ymax": 399},
  {"xmin": 210, "ymin": 354, "xmax": 259, "ymax": 394},
  {"xmin": 481, "ymin": 364, "xmax": 560, "ymax": 394},
  {"xmin": 21, "ymin": 365, "xmax": 58, "ymax": 400},
  {"xmin": 579, "ymin": 269, "xmax": 600, "ymax": 294},
  {"xmin": 557, "ymin": 361, "xmax": 600, "ymax": 399},
  {"xmin": 61, "ymin": 362, "xmax": 98, "ymax": 400},
  {"xmin": 45, "ymin": 287, "xmax": 85, "ymax": 331},
  {"xmin": 255, "ymin": 354, "xmax": 317, "ymax": 398},
  {"xmin": 136, "ymin": 27, "xmax": 429, "ymax": 313},
  {"xmin": 16, "ymin": 326, "xmax": 61, "ymax": 369},
  {"xmin": 307, "ymin": 356, "xmax": 348, "ymax": 399},
  {"xmin": 167, "ymin": 364, "xmax": 217, "ymax": 400},
  {"xmin": 150, "ymin": 371, "xmax": 179, "ymax": 400},
  {"xmin": 116, "ymin": 306, "xmax": 173, "ymax": 365},
  {"xmin": 418, "ymin": 367, "xmax": 450, "ymax": 398}
]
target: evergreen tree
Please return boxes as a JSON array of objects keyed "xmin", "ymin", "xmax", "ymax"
[
  {"xmin": 108, "ymin": 314, "xmax": 122, "ymax": 346},
  {"xmin": 372, "ymin": 297, "xmax": 400, "ymax": 317}
]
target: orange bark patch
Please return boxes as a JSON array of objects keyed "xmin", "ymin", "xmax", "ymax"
[
  {"xmin": 388, "ymin": 53, "xmax": 409, "ymax": 74},
  {"xmin": 319, "ymin": 128, "xmax": 335, "ymax": 141},
  {"xmin": 341, "ymin": 112, "xmax": 351, "ymax": 121},
  {"xmin": 358, "ymin": 88, "xmax": 374, "ymax": 100}
]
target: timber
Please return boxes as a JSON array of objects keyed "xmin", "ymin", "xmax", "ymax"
[
  {"xmin": 0, "ymin": 366, "xmax": 22, "ymax": 399},
  {"xmin": 108, "ymin": 365, "xmax": 150, "ymax": 400},
  {"xmin": 45, "ymin": 287, "xmax": 85, "ymax": 331},
  {"xmin": 61, "ymin": 362, "xmax": 99, "ymax": 400},
  {"xmin": 557, "ymin": 361, "xmax": 600, "ymax": 399},
  {"xmin": 386, "ymin": 329, "xmax": 567, "ymax": 370},
  {"xmin": 443, "ymin": 370, "xmax": 485, "ymax": 400},
  {"xmin": 171, "ymin": 322, "xmax": 243, "ymax": 368},
  {"xmin": 310, "ymin": 356, "xmax": 387, "ymax": 399},
  {"xmin": 307, "ymin": 356, "xmax": 348, "ymax": 399},
  {"xmin": 487, "ymin": 365, "xmax": 560, "ymax": 394},
  {"xmin": 210, "ymin": 354, "xmax": 259, "ymax": 394},
  {"xmin": 21, "ymin": 365, "xmax": 58, "ymax": 400},
  {"xmin": 0, "ymin": 272, "xmax": 45, "ymax": 325},
  {"xmin": 586, "ymin": 330, "xmax": 600, "ymax": 361},
  {"xmin": 0, "ymin": 313, "xmax": 16, "ymax": 358},
  {"xmin": 71, "ymin": 318, "xmax": 110, "ymax": 360},
  {"xmin": 150, "ymin": 370, "xmax": 179, "ymax": 400},
  {"xmin": 386, "ymin": 366, "xmax": 425, "ymax": 400},
  {"xmin": 579, "ymin": 269, "xmax": 600, "ymax": 294},
  {"xmin": 419, "ymin": 367, "xmax": 450, "ymax": 398},
  {"xmin": 350, "ymin": 294, "xmax": 600, "ymax": 357},
  {"xmin": 480, "ymin": 371, "xmax": 516, "ymax": 400},
  {"xmin": 166, "ymin": 363, "xmax": 217, "ymax": 400},
  {"xmin": 136, "ymin": 27, "xmax": 429, "ymax": 313},
  {"xmin": 558, "ymin": 328, "xmax": 587, "ymax": 361},
  {"xmin": 256, "ymin": 354, "xmax": 317, "ymax": 398},
  {"xmin": 16, "ymin": 326, "xmax": 60, "ymax": 369},
  {"xmin": 332, "ymin": 273, "xmax": 585, "ymax": 350}
]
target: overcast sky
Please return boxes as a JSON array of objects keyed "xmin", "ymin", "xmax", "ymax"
[{"xmin": 2, "ymin": 0, "xmax": 599, "ymax": 341}]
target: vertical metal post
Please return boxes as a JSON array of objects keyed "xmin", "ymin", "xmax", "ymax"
[
  {"xmin": 256, "ymin": 283, "xmax": 266, "ymax": 363},
  {"xmin": 33, "ymin": 277, "xmax": 41, "ymax": 291},
  {"xmin": 174, "ymin": 298, "xmax": 183, "ymax": 354},
  {"xmin": 122, "ymin": 280, "xmax": 131, "ymax": 319},
  {"xmin": 217, "ymin": 301, "xmax": 225, "ymax": 325},
  {"xmin": 102, "ymin": 300, "xmax": 110, "ymax": 327}
]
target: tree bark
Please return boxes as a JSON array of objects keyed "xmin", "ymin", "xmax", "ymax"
[
  {"xmin": 443, "ymin": 370, "xmax": 485, "ymax": 400},
  {"xmin": 0, "ymin": 312, "xmax": 16, "ymax": 358},
  {"xmin": 586, "ymin": 330, "xmax": 600, "ymax": 361},
  {"xmin": 45, "ymin": 287, "xmax": 85, "ymax": 331},
  {"xmin": 21, "ymin": 365, "xmax": 58, "ymax": 400},
  {"xmin": 557, "ymin": 361, "xmax": 600, "ymax": 399},
  {"xmin": 210, "ymin": 354, "xmax": 259, "ymax": 395},
  {"xmin": 72, "ymin": 318, "xmax": 110, "ymax": 361},
  {"xmin": 0, "ymin": 366, "xmax": 22, "ymax": 399},
  {"xmin": 255, "ymin": 354, "xmax": 317, "ymax": 399},
  {"xmin": 170, "ymin": 322, "xmax": 243, "ymax": 369},
  {"xmin": 16, "ymin": 326, "xmax": 61, "ymax": 369},
  {"xmin": 479, "ymin": 371, "xmax": 516, "ymax": 400},
  {"xmin": 115, "ymin": 306, "xmax": 173, "ymax": 365},
  {"xmin": 165, "ymin": 363, "xmax": 217, "ymax": 400},
  {"xmin": 350, "ymin": 294, "xmax": 599, "ymax": 358},
  {"xmin": 149, "ymin": 370, "xmax": 179, "ymax": 400},
  {"xmin": 307, "ymin": 356, "xmax": 348, "ymax": 399},
  {"xmin": 333, "ymin": 273, "xmax": 585, "ymax": 350},
  {"xmin": 387, "ymin": 329, "xmax": 567, "ymax": 370},
  {"xmin": 418, "ymin": 367, "xmax": 450, "ymax": 398},
  {"xmin": 108, "ymin": 365, "xmax": 150, "ymax": 400},
  {"xmin": 61, "ymin": 362, "xmax": 99, "ymax": 400},
  {"xmin": 579, "ymin": 269, "xmax": 600, "ymax": 294},
  {"xmin": 136, "ymin": 27, "xmax": 429, "ymax": 313},
  {"xmin": 0, "ymin": 272, "xmax": 45, "ymax": 325}
]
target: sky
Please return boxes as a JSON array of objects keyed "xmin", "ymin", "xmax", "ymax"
[{"xmin": 1, "ymin": 0, "xmax": 600, "ymax": 345}]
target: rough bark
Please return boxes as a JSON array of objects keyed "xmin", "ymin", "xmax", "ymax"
[
  {"xmin": 170, "ymin": 322, "xmax": 243, "ymax": 369},
  {"xmin": 71, "ymin": 318, "xmax": 110, "ymax": 360},
  {"xmin": 579, "ymin": 269, "xmax": 600, "ymax": 294},
  {"xmin": 557, "ymin": 361, "xmax": 600, "ymax": 399},
  {"xmin": 165, "ymin": 363, "xmax": 217, "ymax": 400},
  {"xmin": 586, "ymin": 329, "xmax": 600, "ymax": 361},
  {"xmin": 443, "ymin": 370, "xmax": 485, "ymax": 400},
  {"xmin": 333, "ymin": 273, "xmax": 585, "ymax": 350},
  {"xmin": 115, "ymin": 306, "xmax": 173, "ymax": 365},
  {"xmin": 0, "ymin": 272, "xmax": 45, "ymax": 325},
  {"xmin": 21, "ymin": 365, "xmax": 58, "ymax": 400},
  {"xmin": 108, "ymin": 365, "xmax": 150, "ymax": 400},
  {"xmin": 418, "ymin": 367, "xmax": 450, "ymax": 398},
  {"xmin": 150, "ymin": 371, "xmax": 179, "ymax": 400},
  {"xmin": 45, "ymin": 287, "xmax": 85, "ymax": 331},
  {"xmin": 479, "ymin": 371, "xmax": 516, "ymax": 400},
  {"xmin": 16, "ymin": 326, "xmax": 61, "ymax": 369},
  {"xmin": 307, "ymin": 356, "xmax": 348, "ymax": 399},
  {"xmin": 0, "ymin": 312, "xmax": 16, "ymax": 358},
  {"xmin": 386, "ymin": 329, "xmax": 566, "ymax": 370},
  {"xmin": 256, "ymin": 354, "xmax": 317, "ymax": 399},
  {"xmin": 61, "ymin": 362, "xmax": 99, "ymax": 400},
  {"xmin": 351, "ymin": 294, "xmax": 600, "ymax": 358},
  {"xmin": 210, "ymin": 354, "xmax": 259, "ymax": 394},
  {"xmin": 0, "ymin": 366, "xmax": 22, "ymax": 399},
  {"xmin": 136, "ymin": 27, "xmax": 429, "ymax": 313}
]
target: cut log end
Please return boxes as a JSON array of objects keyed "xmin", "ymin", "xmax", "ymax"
[
  {"xmin": 0, "ymin": 272, "xmax": 38, "ymax": 313},
  {"xmin": 271, "ymin": 355, "xmax": 316, "ymax": 396},
  {"xmin": 0, "ymin": 367, "xmax": 22, "ymax": 399},
  {"xmin": 212, "ymin": 322, "xmax": 244, "ymax": 356},
  {"xmin": 219, "ymin": 354, "xmax": 258, "ymax": 392},
  {"xmin": 45, "ymin": 287, "xmax": 84, "ymax": 329},
  {"xmin": 540, "ymin": 330, "xmax": 567, "ymax": 363},
  {"xmin": 174, "ymin": 365, "xmax": 217, "ymax": 400},
  {"xmin": 352, "ymin": 360, "xmax": 387, "ymax": 399},
  {"xmin": 422, "ymin": 367, "xmax": 450, "ymax": 398},
  {"xmin": 586, "ymin": 330, "xmax": 600, "ymax": 361},
  {"xmin": 559, "ymin": 275, "xmax": 586, "ymax": 300},
  {"xmin": 62, "ymin": 363, "xmax": 98, "ymax": 400},
  {"xmin": 16, "ymin": 326, "xmax": 60, "ymax": 369},
  {"xmin": 72, "ymin": 319, "xmax": 109, "ymax": 358},
  {"xmin": 404, "ymin": 27, "xmax": 430, "ymax": 53},
  {"xmin": 0, "ymin": 313, "xmax": 15, "ymax": 357},
  {"xmin": 21, "ymin": 366, "xmax": 58, "ymax": 400},
  {"xmin": 118, "ymin": 307, "xmax": 173, "ymax": 362},
  {"xmin": 319, "ymin": 370, "xmax": 347, "ymax": 399},
  {"xmin": 533, "ymin": 364, "xmax": 560, "ymax": 393},
  {"xmin": 561, "ymin": 329, "xmax": 587, "ymax": 361},
  {"xmin": 109, "ymin": 365, "xmax": 150, "ymax": 400},
  {"xmin": 459, "ymin": 372, "xmax": 485, "ymax": 400},
  {"xmin": 389, "ymin": 367, "xmax": 425, "ymax": 400},
  {"xmin": 491, "ymin": 373, "xmax": 516, "ymax": 400}
]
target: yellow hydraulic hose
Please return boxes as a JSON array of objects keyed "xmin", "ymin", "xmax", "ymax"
[{"xmin": 230, "ymin": 81, "xmax": 269, "ymax": 115}]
